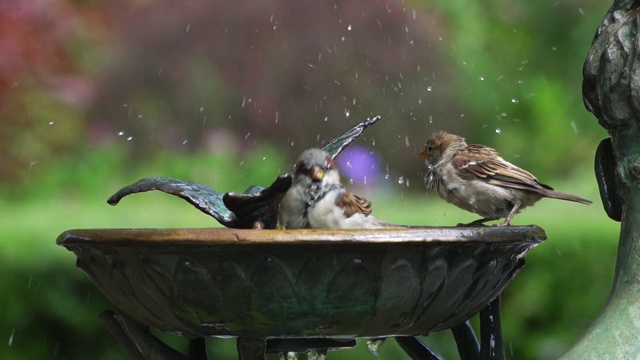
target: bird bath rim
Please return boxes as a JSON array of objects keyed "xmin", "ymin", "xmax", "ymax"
[{"xmin": 56, "ymin": 226, "xmax": 547, "ymax": 246}]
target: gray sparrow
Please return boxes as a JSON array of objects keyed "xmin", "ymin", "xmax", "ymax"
[
  {"xmin": 278, "ymin": 148, "xmax": 392, "ymax": 229},
  {"xmin": 420, "ymin": 131, "xmax": 592, "ymax": 226}
]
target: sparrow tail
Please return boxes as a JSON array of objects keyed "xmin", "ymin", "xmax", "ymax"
[{"xmin": 543, "ymin": 190, "xmax": 592, "ymax": 205}]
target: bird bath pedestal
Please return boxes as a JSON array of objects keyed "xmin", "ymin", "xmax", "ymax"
[{"xmin": 57, "ymin": 226, "xmax": 545, "ymax": 359}]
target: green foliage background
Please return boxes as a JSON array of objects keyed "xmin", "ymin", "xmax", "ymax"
[{"xmin": 0, "ymin": 0, "xmax": 618, "ymax": 359}]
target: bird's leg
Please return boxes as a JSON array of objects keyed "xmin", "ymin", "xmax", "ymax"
[{"xmin": 498, "ymin": 201, "xmax": 521, "ymax": 227}]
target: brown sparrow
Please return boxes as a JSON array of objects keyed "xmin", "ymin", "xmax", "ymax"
[
  {"xmin": 419, "ymin": 131, "xmax": 592, "ymax": 226},
  {"xmin": 278, "ymin": 148, "xmax": 392, "ymax": 229}
]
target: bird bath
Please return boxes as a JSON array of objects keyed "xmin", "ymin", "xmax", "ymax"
[
  {"xmin": 57, "ymin": 226, "xmax": 544, "ymax": 359},
  {"xmin": 55, "ymin": 117, "xmax": 547, "ymax": 359}
]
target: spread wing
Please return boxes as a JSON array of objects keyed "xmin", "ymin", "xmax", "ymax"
[
  {"xmin": 335, "ymin": 191, "xmax": 373, "ymax": 217},
  {"xmin": 452, "ymin": 144, "xmax": 554, "ymax": 193}
]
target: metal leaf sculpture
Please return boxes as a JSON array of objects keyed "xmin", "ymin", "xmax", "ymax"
[{"xmin": 107, "ymin": 116, "xmax": 381, "ymax": 229}]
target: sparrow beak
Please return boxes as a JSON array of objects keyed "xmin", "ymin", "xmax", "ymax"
[
  {"xmin": 419, "ymin": 150, "xmax": 429, "ymax": 159},
  {"xmin": 310, "ymin": 165, "xmax": 325, "ymax": 181}
]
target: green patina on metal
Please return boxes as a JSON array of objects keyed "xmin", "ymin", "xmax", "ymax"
[
  {"xmin": 57, "ymin": 227, "xmax": 545, "ymax": 341},
  {"xmin": 563, "ymin": 0, "xmax": 640, "ymax": 358}
]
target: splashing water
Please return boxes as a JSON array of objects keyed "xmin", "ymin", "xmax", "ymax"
[
  {"xmin": 287, "ymin": 352, "xmax": 298, "ymax": 360},
  {"xmin": 367, "ymin": 338, "xmax": 384, "ymax": 358},
  {"xmin": 307, "ymin": 350, "xmax": 319, "ymax": 360}
]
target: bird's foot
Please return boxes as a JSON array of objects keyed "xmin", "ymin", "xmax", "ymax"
[{"xmin": 456, "ymin": 220, "xmax": 490, "ymax": 227}]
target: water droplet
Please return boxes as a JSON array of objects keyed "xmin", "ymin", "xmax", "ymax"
[
  {"xmin": 49, "ymin": 121, "xmax": 54, "ymax": 125},
  {"xmin": 495, "ymin": 128, "xmax": 502, "ymax": 134},
  {"xmin": 511, "ymin": 98, "xmax": 519, "ymax": 103},
  {"xmin": 348, "ymin": 179, "xmax": 354, "ymax": 185},
  {"xmin": 344, "ymin": 109, "xmax": 350, "ymax": 118},
  {"xmin": 323, "ymin": 116, "xmax": 329, "ymax": 122},
  {"xmin": 245, "ymin": 132, "xmax": 251, "ymax": 139},
  {"xmin": 479, "ymin": 76, "xmax": 485, "ymax": 81},
  {"xmin": 137, "ymin": 114, "xmax": 143, "ymax": 118},
  {"xmin": 347, "ymin": 24, "xmax": 352, "ymax": 31},
  {"xmin": 570, "ymin": 121, "xmax": 578, "ymax": 132},
  {"xmin": 346, "ymin": 161, "xmax": 352, "ymax": 168},
  {"xmin": 275, "ymin": 111, "xmax": 279, "ymax": 124},
  {"xmin": 578, "ymin": 7, "xmax": 584, "ymax": 15},
  {"xmin": 183, "ymin": 139, "xmax": 188, "ymax": 145},
  {"xmin": 429, "ymin": 115, "xmax": 433, "ymax": 124},
  {"xmin": 126, "ymin": 136, "xmax": 133, "ymax": 141},
  {"xmin": 398, "ymin": 176, "xmax": 405, "ymax": 185},
  {"xmin": 8, "ymin": 328, "xmax": 15, "ymax": 346},
  {"xmin": 427, "ymin": 86, "xmax": 432, "ymax": 92},
  {"xmin": 341, "ymin": 36, "xmax": 345, "ymax": 41},
  {"xmin": 117, "ymin": 131, "xmax": 124, "ymax": 136}
]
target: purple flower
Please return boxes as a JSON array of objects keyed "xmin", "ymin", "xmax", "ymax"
[{"xmin": 336, "ymin": 145, "xmax": 382, "ymax": 186}]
